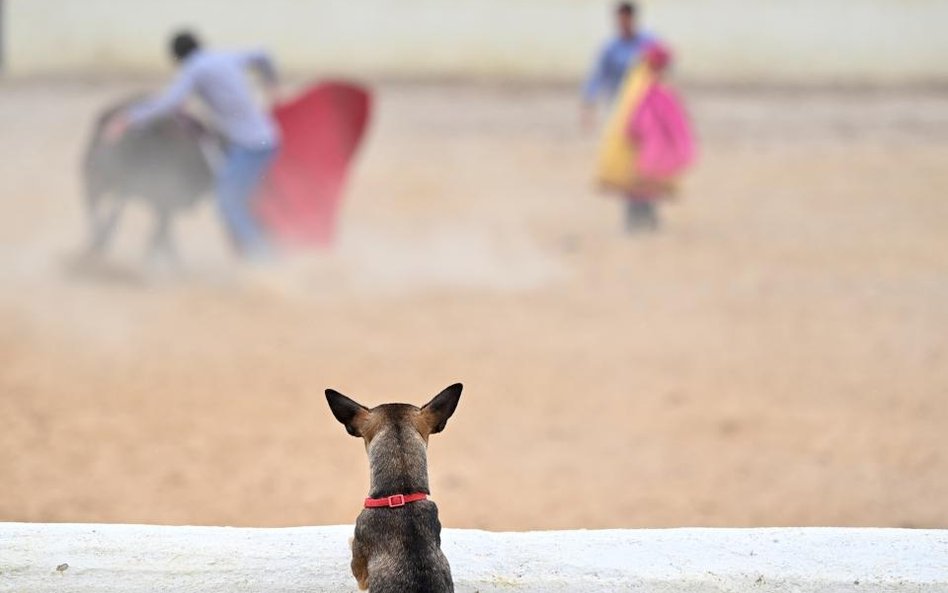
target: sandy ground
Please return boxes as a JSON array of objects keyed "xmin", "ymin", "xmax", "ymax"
[{"xmin": 1, "ymin": 79, "xmax": 947, "ymax": 530}]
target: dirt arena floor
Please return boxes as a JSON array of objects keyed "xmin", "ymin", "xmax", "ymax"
[{"xmin": 1, "ymin": 79, "xmax": 947, "ymax": 529}]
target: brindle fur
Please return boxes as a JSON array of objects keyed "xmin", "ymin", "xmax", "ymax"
[{"xmin": 326, "ymin": 384, "xmax": 462, "ymax": 593}]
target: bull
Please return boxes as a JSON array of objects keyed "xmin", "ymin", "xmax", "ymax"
[{"xmin": 82, "ymin": 97, "xmax": 219, "ymax": 261}]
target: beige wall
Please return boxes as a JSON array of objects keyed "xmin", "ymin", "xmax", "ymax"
[{"xmin": 7, "ymin": 0, "xmax": 948, "ymax": 83}]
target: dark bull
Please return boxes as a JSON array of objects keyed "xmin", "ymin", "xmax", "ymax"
[{"xmin": 82, "ymin": 97, "xmax": 219, "ymax": 260}]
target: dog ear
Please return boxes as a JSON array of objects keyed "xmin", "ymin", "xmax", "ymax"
[
  {"xmin": 420, "ymin": 383, "xmax": 462, "ymax": 435},
  {"xmin": 325, "ymin": 389, "xmax": 370, "ymax": 437}
]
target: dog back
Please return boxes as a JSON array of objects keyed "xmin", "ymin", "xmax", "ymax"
[{"xmin": 355, "ymin": 501, "xmax": 453, "ymax": 593}]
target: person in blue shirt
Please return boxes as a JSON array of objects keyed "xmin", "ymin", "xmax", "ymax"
[
  {"xmin": 582, "ymin": 2, "xmax": 656, "ymax": 123},
  {"xmin": 107, "ymin": 31, "xmax": 281, "ymax": 259},
  {"xmin": 582, "ymin": 2, "xmax": 663, "ymax": 233}
]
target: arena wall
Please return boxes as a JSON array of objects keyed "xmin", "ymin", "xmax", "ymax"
[
  {"xmin": 5, "ymin": 0, "xmax": 948, "ymax": 83},
  {"xmin": 2, "ymin": 523, "xmax": 947, "ymax": 592}
]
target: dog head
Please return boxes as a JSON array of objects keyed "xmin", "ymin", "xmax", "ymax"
[{"xmin": 325, "ymin": 383, "xmax": 462, "ymax": 447}]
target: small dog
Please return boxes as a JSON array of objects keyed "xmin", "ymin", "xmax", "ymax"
[{"xmin": 326, "ymin": 383, "xmax": 462, "ymax": 593}]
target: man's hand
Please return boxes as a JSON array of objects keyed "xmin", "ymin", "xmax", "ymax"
[
  {"xmin": 104, "ymin": 113, "xmax": 130, "ymax": 143},
  {"xmin": 581, "ymin": 103, "xmax": 597, "ymax": 132}
]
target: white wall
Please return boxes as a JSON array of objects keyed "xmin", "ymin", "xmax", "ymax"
[
  {"xmin": 2, "ymin": 523, "xmax": 948, "ymax": 592},
  {"xmin": 6, "ymin": 0, "xmax": 948, "ymax": 83}
]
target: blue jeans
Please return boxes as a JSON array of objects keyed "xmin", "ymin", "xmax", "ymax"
[{"xmin": 216, "ymin": 144, "xmax": 278, "ymax": 255}]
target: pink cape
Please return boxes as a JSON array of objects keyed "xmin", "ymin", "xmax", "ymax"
[
  {"xmin": 626, "ymin": 82, "xmax": 695, "ymax": 181},
  {"xmin": 255, "ymin": 81, "xmax": 371, "ymax": 248}
]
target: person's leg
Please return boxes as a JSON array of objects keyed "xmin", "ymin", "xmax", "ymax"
[
  {"xmin": 640, "ymin": 200, "xmax": 659, "ymax": 230},
  {"xmin": 215, "ymin": 145, "xmax": 277, "ymax": 256},
  {"xmin": 625, "ymin": 198, "xmax": 646, "ymax": 233},
  {"xmin": 624, "ymin": 197, "xmax": 660, "ymax": 233}
]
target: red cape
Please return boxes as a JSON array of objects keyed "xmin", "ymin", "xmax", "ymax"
[{"xmin": 255, "ymin": 81, "xmax": 371, "ymax": 248}]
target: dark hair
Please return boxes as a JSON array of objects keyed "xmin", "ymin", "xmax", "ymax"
[
  {"xmin": 170, "ymin": 31, "xmax": 201, "ymax": 62},
  {"xmin": 617, "ymin": 2, "xmax": 637, "ymax": 16}
]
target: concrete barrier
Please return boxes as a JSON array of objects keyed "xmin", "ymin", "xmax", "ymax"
[{"xmin": 1, "ymin": 523, "xmax": 946, "ymax": 592}]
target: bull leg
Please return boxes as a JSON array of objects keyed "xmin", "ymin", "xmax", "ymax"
[
  {"xmin": 86, "ymin": 193, "xmax": 126, "ymax": 255},
  {"xmin": 146, "ymin": 206, "xmax": 179, "ymax": 265}
]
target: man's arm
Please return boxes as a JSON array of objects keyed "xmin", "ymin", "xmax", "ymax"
[
  {"xmin": 580, "ymin": 42, "xmax": 611, "ymax": 129},
  {"xmin": 581, "ymin": 42, "xmax": 611, "ymax": 106},
  {"xmin": 240, "ymin": 49, "xmax": 278, "ymax": 86},
  {"xmin": 104, "ymin": 67, "xmax": 196, "ymax": 142},
  {"xmin": 236, "ymin": 48, "xmax": 279, "ymax": 104},
  {"xmin": 127, "ymin": 67, "xmax": 197, "ymax": 128}
]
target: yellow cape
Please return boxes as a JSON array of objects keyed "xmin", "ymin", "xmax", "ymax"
[{"xmin": 595, "ymin": 63, "xmax": 654, "ymax": 193}]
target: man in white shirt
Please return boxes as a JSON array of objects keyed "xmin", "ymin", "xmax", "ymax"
[{"xmin": 108, "ymin": 31, "xmax": 280, "ymax": 258}]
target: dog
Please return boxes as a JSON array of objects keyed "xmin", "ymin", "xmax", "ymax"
[{"xmin": 325, "ymin": 383, "xmax": 462, "ymax": 593}]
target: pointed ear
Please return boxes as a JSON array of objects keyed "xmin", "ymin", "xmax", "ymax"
[
  {"xmin": 420, "ymin": 383, "xmax": 462, "ymax": 435},
  {"xmin": 325, "ymin": 389, "xmax": 370, "ymax": 437}
]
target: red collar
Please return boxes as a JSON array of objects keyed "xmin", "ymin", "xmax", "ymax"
[{"xmin": 364, "ymin": 493, "xmax": 428, "ymax": 508}]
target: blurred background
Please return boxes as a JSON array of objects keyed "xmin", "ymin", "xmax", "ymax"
[{"xmin": 1, "ymin": 0, "xmax": 946, "ymax": 529}]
